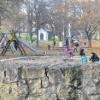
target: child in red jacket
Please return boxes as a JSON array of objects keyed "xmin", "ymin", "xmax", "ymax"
[{"xmin": 67, "ymin": 48, "xmax": 74, "ymax": 58}]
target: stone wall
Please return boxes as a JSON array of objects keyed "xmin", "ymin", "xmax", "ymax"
[{"xmin": 0, "ymin": 60, "xmax": 100, "ymax": 100}]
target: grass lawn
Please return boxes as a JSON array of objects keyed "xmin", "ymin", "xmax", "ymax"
[{"xmin": 0, "ymin": 39, "xmax": 100, "ymax": 60}]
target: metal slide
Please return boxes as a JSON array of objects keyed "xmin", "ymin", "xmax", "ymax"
[
  {"xmin": 0, "ymin": 34, "xmax": 7, "ymax": 48},
  {"xmin": 18, "ymin": 39, "xmax": 44, "ymax": 54}
]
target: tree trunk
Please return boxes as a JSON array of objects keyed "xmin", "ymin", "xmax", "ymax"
[
  {"xmin": 88, "ymin": 39, "xmax": 92, "ymax": 48},
  {"xmin": 27, "ymin": 16, "xmax": 33, "ymax": 43},
  {"xmin": 26, "ymin": 33, "xmax": 28, "ymax": 41},
  {"xmin": 18, "ymin": 32, "xmax": 21, "ymax": 38},
  {"xmin": 36, "ymin": 28, "xmax": 39, "ymax": 47},
  {"xmin": 0, "ymin": 16, "xmax": 1, "ymax": 26},
  {"xmin": 59, "ymin": 34, "xmax": 62, "ymax": 41},
  {"xmin": 53, "ymin": 34, "xmax": 55, "ymax": 41},
  {"xmin": 30, "ymin": 33, "xmax": 33, "ymax": 43}
]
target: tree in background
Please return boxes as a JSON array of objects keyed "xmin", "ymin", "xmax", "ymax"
[
  {"xmin": 0, "ymin": 0, "xmax": 24, "ymax": 29},
  {"xmin": 79, "ymin": 0, "xmax": 100, "ymax": 47},
  {"xmin": 0, "ymin": 0, "xmax": 100, "ymax": 48},
  {"xmin": 34, "ymin": 0, "xmax": 50, "ymax": 46},
  {"xmin": 24, "ymin": 0, "xmax": 50, "ymax": 46}
]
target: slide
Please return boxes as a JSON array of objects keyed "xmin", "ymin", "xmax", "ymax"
[
  {"xmin": 18, "ymin": 39, "xmax": 44, "ymax": 54},
  {"xmin": 0, "ymin": 34, "xmax": 7, "ymax": 48}
]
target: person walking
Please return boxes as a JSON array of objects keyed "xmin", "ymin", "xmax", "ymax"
[{"xmin": 73, "ymin": 40, "xmax": 79, "ymax": 53}]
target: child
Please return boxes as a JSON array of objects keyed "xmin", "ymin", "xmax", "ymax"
[
  {"xmin": 80, "ymin": 53, "xmax": 88, "ymax": 64},
  {"xmin": 73, "ymin": 40, "xmax": 79, "ymax": 53},
  {"xmin": 90, "ymin": 52, "xmax": 99, "ymax": 63},
  {"xmin": 80, "ymin": 48, "xmax": 85, "ymax": 56},
  {"xmin": 67, "ymin": 48, "xmax": 74, "ymax": 58}
]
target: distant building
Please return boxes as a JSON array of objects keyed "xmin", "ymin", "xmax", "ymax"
[
  {"xmin": 39, "ymin": 28, "xmax": 48, "ymax": 41},
  {"xmin": 38, "ymin": 28, "xmax": 54, "ymax": 41}
]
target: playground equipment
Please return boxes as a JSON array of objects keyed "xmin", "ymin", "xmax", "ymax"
[
  {"xmin": 0, "ymin": 33, "xmax": 7, "ymax": 48},
  {"xmin": 0, "ymin": 32, "xmax": 42, "ymax": 56}
]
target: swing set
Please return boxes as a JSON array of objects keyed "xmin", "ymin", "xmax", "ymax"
[{"xmin": 0, "ymin": 31, "xmax": 41, "ymax": 56}]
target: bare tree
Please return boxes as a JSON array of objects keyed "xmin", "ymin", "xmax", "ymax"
[
  {"xmin": 0, "ymin": 0, "xmax": 24, "ymax": 30},
  {"xmin": 34, "ymin": 0, "xmax": 50, "ymax": 46},
  {"xmin": 24, "ymin": 0, "xmax": 50, "ymax": 46},
  {"xmin": 79, "ymin": 0, "xmax": 100, "ymax": 47}
]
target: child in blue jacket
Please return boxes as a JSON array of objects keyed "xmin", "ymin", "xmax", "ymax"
[{"xmin": 80, "ymin": 53, "xmax": 88, "ymax": 64}]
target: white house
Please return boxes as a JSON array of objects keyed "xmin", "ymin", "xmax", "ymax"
[
  {"xmin": 32, "ymin": 28, "xmax": 58, "ymax": 41},
  {"xmin": 38, "ymin": 28, "xmax": 48, "ymax": 41}
]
